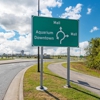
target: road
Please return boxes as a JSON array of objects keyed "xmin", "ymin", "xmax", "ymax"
[
  {"xmin": 1, "ymin": 60, "xmax": 99, "ymax": 99},
  {"xmin": 0, "ymin": 61, "xmax": 36, "ymax": 100},
  {"xmin": 48, "ymin": 63, "xmax": 100, "ymax": 96}
]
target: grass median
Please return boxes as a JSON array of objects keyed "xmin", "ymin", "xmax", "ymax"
[
  {"xmin": 23, "ymin": 62, "xmax": 100, "ymax": 100},
  {"xmin": 62, "ymin": 62, "xmax": 100, "ymax": 78}
]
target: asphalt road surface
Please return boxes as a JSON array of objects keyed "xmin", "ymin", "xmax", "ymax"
[
  {"xmin": 48, "ymin": 63, "xmax": 100, "ymax": 96},
  {"xmin": 0, "ymin": 61, "xmax": 36, "ymax": 100}
]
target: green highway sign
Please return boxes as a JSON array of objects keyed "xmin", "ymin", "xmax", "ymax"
[{"xmin": 31, "ymin": 16, "xmax": 79, "ymax": 47}]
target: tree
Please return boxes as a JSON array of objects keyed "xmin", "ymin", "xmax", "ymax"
[{"xmin": 85, "ymin": 38, "xmax": 100, "ymax": 70}]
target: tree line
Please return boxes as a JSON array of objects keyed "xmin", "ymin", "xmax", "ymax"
[{"xmin": 85, "ymin": 37, "xmax": 100, "ymax": 70}]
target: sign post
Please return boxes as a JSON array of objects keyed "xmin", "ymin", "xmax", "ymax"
[
  {"xmin": 67, "ymin": 47, "xmax": 70, "ymax": 87},
  {"xmin": 36, "ymin": 46, "xmax": 47, "ymax": 91},
  {"xmin": 37, "ymin": 0, "xmax": 40, "ymax": 72},
  {"xmin": 32, "ymin": 16, "xmax": 79, "ymax": 90},
  {"xmin": 40, "ymin": 46, "xmax": 43, "ymax": 89}
]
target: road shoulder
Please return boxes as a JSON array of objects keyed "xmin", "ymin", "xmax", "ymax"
[{"xmin": 3, "ymin": 65, "xmax": 33, "ymax": 100}]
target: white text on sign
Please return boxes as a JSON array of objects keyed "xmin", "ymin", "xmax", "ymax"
[
  {"xmin": 71, "ymin": 32, "xmax": 77, "ymax": 36},
  {"xmin": 53, "ymin": 21, "xmax": 60, "ymax": 25}
]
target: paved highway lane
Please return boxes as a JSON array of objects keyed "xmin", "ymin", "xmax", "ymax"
[
  {"xmin": 48, "ymin": 63, "xmax": 100, "ymax": 96},
  {"xmin": 0, "ymin": 61, "xmax": 36, "ymax": 100}
]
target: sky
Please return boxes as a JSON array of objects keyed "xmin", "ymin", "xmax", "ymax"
[{"xmin": 0, "ymin": 0, "xmax": 100, "ymax": 56}]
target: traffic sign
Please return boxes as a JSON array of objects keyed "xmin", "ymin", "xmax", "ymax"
[{"xmin": 32, "ymin": 16, "xmax": 79, "ymax": 47}]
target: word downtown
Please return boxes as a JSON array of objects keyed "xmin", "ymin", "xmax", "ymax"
[{"xmin": 34, "ymin": 30, "xmax": 54, "ymax": 40}]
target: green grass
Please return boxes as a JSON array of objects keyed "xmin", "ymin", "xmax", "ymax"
[
  {"xmin": 23, "ymin": 62, "xmax": 100, "ymax": 100},
  {"xmin": 0, "ymin": 58, "xmax": 14, "ymax": 60},
  {"xmin": 62, "ymin": 62, "xmax": 100, "ymax": 78}
]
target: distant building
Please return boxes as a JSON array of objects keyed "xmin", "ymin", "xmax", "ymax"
[
  {"xmin": 21, "ymin": 50, "xmax": 24, "ymax": 56},
  {"xmin": 34, "ymin": 54, "xmax": 51, "ymax": 59},
  {"xmin": 43, "ymin": 54, "xmax": 50, "ymax": 59}
]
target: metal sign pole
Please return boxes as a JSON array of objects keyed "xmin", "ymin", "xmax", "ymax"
[
  {"xmin": 67, "ymin": 47, "xmax": 70, "ymax": 87},
  {"xmin": 36, "ymin": 46, "xmax": 47, "ymax": 90},
  {"xmin": 36, "ymin": 0, "xmax": 47, "ymax": 90},
  {"xmin": 37, "ymin": 0, "xmax": 40, "ymax": 72},
  {"xmin": 40, "ymin": 47, "xmax": 43, "ymax": 89}
]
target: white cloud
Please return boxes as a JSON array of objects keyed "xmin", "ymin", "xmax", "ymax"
[
  {"xmin": 0, "ymin": 0, "xmax": 62, "ymax": 35},
  {"xmin": 0, "ymin": 33, "xmax": 35, "ymax": 54},
  {"xmin": 70, "ymin": 41, "xmax": 89, "ymax": 56},
  {"xmin": 0, "ymin": 31, "xmax": 15, "ymax": 44},
  {"xmin": 55, "ymin": 47, "xmax": 67, "ymax": 55},
  {"xmin": 0, "ymin": 0, "xmax": 63, "ymax": 55},
  {"xmin": 44, "ymin": 48, "xmax": 55, "ymax": 55},
  {"xmin": 0, "ymin": 1, "xmax": 88, "ymax": 57},
  {"xmin": 4, "ymin": 31, "xmax": 15, "ymax": 39},
  {"xmin": 0, "ymin": 32, "xmax": 89, "ymax": 57},
  {"xmin": 87, "ymin": 8, "xmax": 91, "ymax": 14},
  {"xmin": 40, "ymin": 0, "xmax": 62, "ymax": 17},
  {"xmin": 90, "ymin": 26, "xmax": 99, "ymax": 33},
  {"xmin": 79, "ymin": 41, "xmax": 89, "ymax": 49},
  {"xmin": 60, "ymin": 3, "xmax": 82, "ymax": 19},
  {"xmin": 43, "ymin": 41, "xmax": 89, "ymax": 56}
]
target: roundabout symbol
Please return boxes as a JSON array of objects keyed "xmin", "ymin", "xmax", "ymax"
[{"xmin": 56, "ymin": 27, "xmax": 69, "ymax": 44}]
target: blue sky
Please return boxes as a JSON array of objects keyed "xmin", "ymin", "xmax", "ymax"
[
  {"xmin": 52, "ymin": 0, "xmax": 100, "ymax": 42},
  {"xmin": 0, "ymin": 0, "xmax": 99, "ymax": 56}
]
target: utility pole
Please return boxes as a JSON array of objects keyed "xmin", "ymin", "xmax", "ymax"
[{"xmin": 37, "ymin": 0, "xmax": 40, "ymax": 72}]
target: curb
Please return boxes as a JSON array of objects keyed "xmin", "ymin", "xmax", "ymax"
[
  {"xmin": 0, "ymin": 60, "xmax": 36, "ymax": 65},
  {"xmin": 3, "ymin": 65, "xmax": 33, "ymax": 100}
]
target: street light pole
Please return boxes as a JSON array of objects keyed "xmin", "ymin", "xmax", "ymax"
[{"xmin": 37, "ymin": 0, "xmax": 40, "ymax": 72}]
